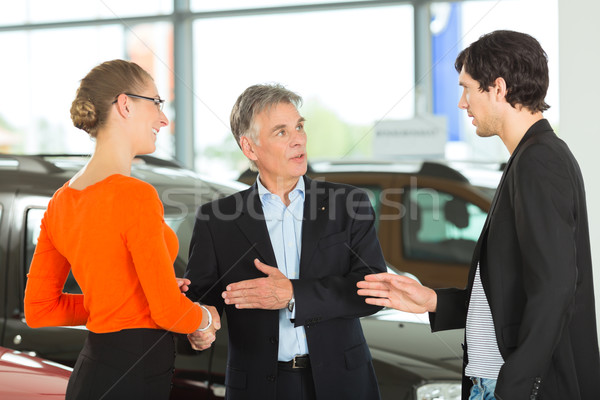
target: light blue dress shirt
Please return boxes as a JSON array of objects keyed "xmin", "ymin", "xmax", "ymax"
[{"xmin": 256, "ymin": 176, "xmax": 308, "ymax": 361}]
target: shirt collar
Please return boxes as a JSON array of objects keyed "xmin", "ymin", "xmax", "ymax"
[{"xmin": 256, "ymin": 175, "xmax": 305, "ymax": 204}]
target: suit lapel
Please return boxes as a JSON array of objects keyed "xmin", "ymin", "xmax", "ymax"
[
  {"xmin": 467, "ymin": 150, "xmax": 516, "ymax": 292},
  {"xmin": 234, "ymin": 184, "xmax": 278, "ymax": 268},
  {"xmin": 482, "ymin": 155, "xmax": 514, "ymax": 231},
  {"xmin": 479, "ymin": 119, "xmax": 550, "ymax": 235},
  {"xmin": 299, "ymin": 176, "xmax": 330, "ymax": 275},
  {"xmin": 472, "ymin": 119, "xmax": 552, "ymax": 272},
  {"xmin": 471, "ymin": 138, "xmax": 518, "ymax": 273}
]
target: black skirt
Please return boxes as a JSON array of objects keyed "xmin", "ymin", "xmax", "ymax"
[{"xmin": 66, "ymin": 328, "xmax": 175, "ymax": 400}]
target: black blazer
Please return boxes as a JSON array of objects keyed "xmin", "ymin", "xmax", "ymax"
[
  {"xmin": 430, "ymin": 119, "xmax": 600, "ymax": 399},
  {"xmin": 185, "ymin": 176, "xmax": 386, "ymax": 400}
]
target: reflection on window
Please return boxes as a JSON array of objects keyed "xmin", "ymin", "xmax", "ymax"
[
  {"xmin": 25, "ymin": 208, "xmax": 81, "ymax": 294},
  {"xmin": 402, "ymin": 187, "xmax": 485, "ymax": 264}
]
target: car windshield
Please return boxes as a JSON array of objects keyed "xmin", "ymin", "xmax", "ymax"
[{"xmin": 165, "ymin": 213, "xmax": 195, "ymax": 265}]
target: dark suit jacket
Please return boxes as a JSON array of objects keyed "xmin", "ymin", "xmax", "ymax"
[
  {"xmin": 185, "ymin": 176, "xmax": 386, "ymax": 400},
  {"xmin": 430, "ymin": 119, "xmax": 600, "ymax": 400}
]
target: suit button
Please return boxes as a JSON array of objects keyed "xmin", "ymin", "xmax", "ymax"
[
  {"xmin": 269, "ymin": 336, "xmax": 278, "ymax": 344},
  {"xmin": 267, "ymin": 375, "xmax": 276, "ymax": 382}
]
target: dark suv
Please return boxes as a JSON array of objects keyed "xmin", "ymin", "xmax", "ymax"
[
  {"xmin": 240, "ymin": 159, "xmax": 501, "ymax": 288},
  {"xmin": 0, "ymin": 154, "xmax": 463, "ymax": 400}
]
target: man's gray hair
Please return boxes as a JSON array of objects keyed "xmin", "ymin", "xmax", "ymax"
[{"xmin": 230, "ymin": 83, "xmax": 302, "ymax": 171}]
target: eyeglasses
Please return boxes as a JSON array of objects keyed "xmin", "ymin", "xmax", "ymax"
[{"xmin": 112, "ymin": 93, "xmax": 165, "ymax": 111}]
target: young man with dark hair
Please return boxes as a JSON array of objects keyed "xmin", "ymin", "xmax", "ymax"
[{"xmin": 358, "ymin": 30, "xmax": 600, "ymax": 400}]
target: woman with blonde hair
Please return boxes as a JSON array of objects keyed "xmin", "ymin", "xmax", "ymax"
[{"xmin": 24, "ymin": 59, "xmax": 215, "ymax": 400}]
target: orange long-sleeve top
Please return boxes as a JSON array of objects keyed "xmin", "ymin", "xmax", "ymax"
[{"xmin": 24, "ymin": 174, "xmax": 203, "ymax": 334}]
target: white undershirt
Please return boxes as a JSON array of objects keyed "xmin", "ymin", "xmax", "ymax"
[{"xmin": 465, "ymin": 264, "xmax": 505, "ymax": 379}]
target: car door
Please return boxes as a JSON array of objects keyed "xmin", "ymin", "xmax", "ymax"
[
  {"xmin": 3, "ymin": 193, "xmax": 88, "ymax": 366},
  {"xmin": 0, "ymin": 196, "xmax": 8, "ymax": 344}
]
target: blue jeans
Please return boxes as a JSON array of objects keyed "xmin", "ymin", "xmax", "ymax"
[{"xmin": 469, "ymin": 377, "xmax": 497, "ymax": 400}]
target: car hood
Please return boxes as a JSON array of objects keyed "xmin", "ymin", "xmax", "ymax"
[
  {"xmin": 0, "ymin": 348, "xmax": 70, "ymax": 399},
  {"xmin": 362, "ymin": 308, "xmax": 464, "ymax": 380}
]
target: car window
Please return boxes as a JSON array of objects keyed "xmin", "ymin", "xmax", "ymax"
[
  {"xmin": 0, "ymin": 204, "xmax": 3, "ymax": 266},
  {"xmin": 25, "ymin": 208, "xmax": 82, "ymax": 294},
  {"xmin": 165, "ymin": 214, "xmax": 194, "ymax": 267},
  {"xmin": 162, "ymin": 190, "xmax": 206, "ymax": 275},
  {"xmin": 25, "ymin": 208, "xmax": 44, "ymax": 272},
  {"xmin": 401, "ymin": 187, "xmax": 486, "ymax": 264},
  {"xmin": 352, "ymin": 185, "xmax": 382, "ymax": 231}
]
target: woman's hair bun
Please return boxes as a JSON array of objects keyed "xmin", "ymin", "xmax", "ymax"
[
  {"xmin": 70, "ymin": 96, "xmax": 98, "ymax": 136},
  {"xmin": 69, "ymin": 59, "xmax": 152, "ymax": 138}
]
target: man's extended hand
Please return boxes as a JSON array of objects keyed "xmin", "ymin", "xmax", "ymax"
[
  {"xmin": 176, "ymin": 278, "xmax": 191, "ymax": 293},
  {"xmin": 188, "ymin": 304, "xmax": 221, "ymax": 351},
  {"xmin": 357, "ymin": 273, "xmax": 437, "ymax": 314},
  {"xmin": 222, "ymin": 259, "xmax": 293, "ymax": 310}
]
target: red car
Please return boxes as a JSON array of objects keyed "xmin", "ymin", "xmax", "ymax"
[{"xmin": 0, "ymin": 346, "xmax": 70, "ymax": 399}]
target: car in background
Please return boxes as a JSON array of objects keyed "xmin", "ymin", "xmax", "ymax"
[
  {"xmin": 0, "ymin": 345, "xmax": 70, "ymax": 399},
  {"xmin": 240, "ymin": 159, "xmax": 502, "ymax": 288},
  {"xmin": 0, "ymin": 153, "xmax": 244, "ymax": 399},
  {"xmin": 0, "ymin": 154, "xmax": 463, "ymax": 400}
]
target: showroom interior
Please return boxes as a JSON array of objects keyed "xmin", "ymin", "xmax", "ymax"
[{"xmin": 1, "ymin": 0, "xmax": 599, "ymax": 349}]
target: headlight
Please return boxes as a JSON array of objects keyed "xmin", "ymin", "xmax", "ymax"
[{"xmin": 415, "ymin": 381, "xmax": 461, "ymax": 400}]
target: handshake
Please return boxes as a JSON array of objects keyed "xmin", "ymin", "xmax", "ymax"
[
  {"xmin": 177, "ymin": 278, "xmax": 221, "ymax": 351},
  {"xmin": 189, "ymin": 303, "xmax": 221, "ymax": 351},
  {"xmin": 176, "ymin": 258, "xmax": 293, "ymax": 351}
]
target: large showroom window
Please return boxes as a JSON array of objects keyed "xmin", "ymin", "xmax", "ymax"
[
  {"xmin": 455, "ymin": 0, "xmax": 559, "ymax": 161},
  {"xmin": 1, "ymin": 0, "xmax": 173, "ymax": 24},
  {"xmin": 191, "ymin": 0, "xmax": 366, "ymax": 12},
  {"xmin": 0, "ymin": 0, "xmax": 559, "ymax": 178},
  {"xmin": 0, "ymin": 22, "xmax": 174, "ymax": 156},
  {"xmin": 193, "ymin": 5, "xmax": 414, "ymax": 178}
]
